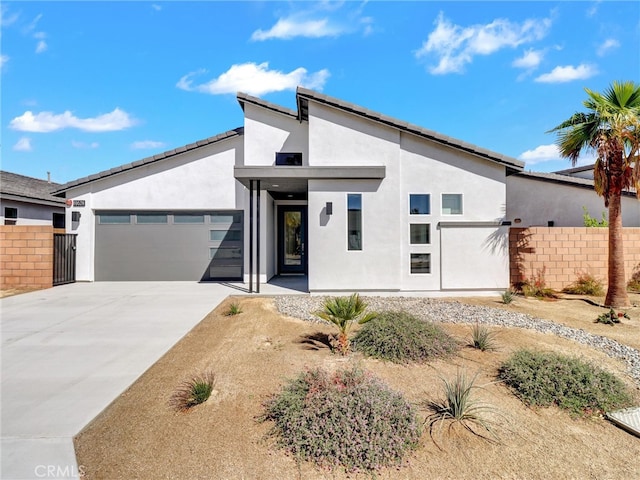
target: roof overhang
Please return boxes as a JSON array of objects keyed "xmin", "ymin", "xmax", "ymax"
[
  {"xmin": 234, "ymin": 166, "xmax": 386, "ymax": 193},
  {"xmin": 0, "ymin": 193, "xmax": 65, "ymax": 207}
]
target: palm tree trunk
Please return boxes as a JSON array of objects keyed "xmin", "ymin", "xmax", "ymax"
[{"xmin": 604, "ymin": 192, "xmax": 630, "ymax": 307}]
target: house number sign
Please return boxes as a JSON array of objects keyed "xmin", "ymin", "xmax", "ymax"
[{"xmin": 73, "ymin": 200, "xmax": 86, "ymax": 207}]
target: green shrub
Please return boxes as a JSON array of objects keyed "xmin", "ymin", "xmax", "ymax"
[
  {"xmin": 595, "ymin": 308, "xmax": 630, "ymax": 325},
  {"xmin": 469, "ymin": 323, "xmax": 497, "ymax": 352},
  {"xmin": 562, "ymin": 272, "xmax": 605, "ymax": 296},
  {"xmin": 226, "ymin": 301, "xmax": 243, "ymax": 316},
  {"xmin": 353, "ymin": 311, "xmax": 458, "ymax": 363},
  {"xmin": 262, "ymin": 366, "xmax": 421, "ymax": 472},
  {"xmin": 498, "ymin": 350, "xmax": 632, "ymax": 416},
  {"xmin": 520, "ymin": 267, "xmax": 558, "ymax": 299},
  {"xmin": 314, "ymin": 294, "xmax": 377, "ymax": 355},
  {"xmin": 582, "ymin": 206, "xmax": 608, "ymax": 227},
  {"xmin": 501, "ymin": 290, "xmax": 514, "ymax": 304},
  {"xmin": 169, "ymin": 371, "xmax": 216, "ymax": 411},
  {"xmin": 426, "ymin": 370, "xmax": 501, "ymax": 445}
]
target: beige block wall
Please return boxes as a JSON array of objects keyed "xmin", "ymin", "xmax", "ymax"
[
  {"xmin": 510, "ymin": 227, "xmax": 640, "ymax": 290},
  {"xmin": 0, "ymin": 225, "xmax": 56, "ymax": 290}
]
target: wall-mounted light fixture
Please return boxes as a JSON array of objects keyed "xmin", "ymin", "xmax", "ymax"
[
  {"xmin": 325, "ymin": 202, "xmax": 333, "ymax": 215},
  {"xmin": 71, "ymin": 211, "xmax": 81, "ymax": 222}
]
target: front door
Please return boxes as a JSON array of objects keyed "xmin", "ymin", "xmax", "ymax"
[{"xmin": 278, "ymin": 206, "xmax": 307, "ymax": 274}]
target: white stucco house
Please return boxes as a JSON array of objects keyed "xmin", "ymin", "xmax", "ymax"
[{"xmin": 54, "ymin": 87, "xmax": 529, "ymax": 293}]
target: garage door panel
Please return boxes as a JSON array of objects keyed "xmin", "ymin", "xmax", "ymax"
[{"xmin": 95, "ymin": 211, "xmax": 243, "ymax": 281}]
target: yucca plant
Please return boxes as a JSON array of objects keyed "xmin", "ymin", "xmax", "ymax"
[
  {"xmin": 226, "ymin": 301, "xmax": 242, "ymax": 316},
  {"xmin": 425, "ymin": 369, "xmax": 501, "ymax": 448},
  {"xmin": 469, "ymin": 323, "xmax": 498, "ymax": 352},
  {"xmin": 314, "ymin": 293, "xmax": 377, "ymax": 355},
  {"xmin": 501, "ymin": 290, "xmax": 514, "ymax": 304}
]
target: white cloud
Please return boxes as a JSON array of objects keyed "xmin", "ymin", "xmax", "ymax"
[
  {"xmin": 71, "ymin": 140, "xmax": 99, "ymax": 149},
  {"xmin": 251, "ymin": 17, "xmax": 342, "ymax": 41},
  {"xmin": 512, "ymin": 48, "xmax": 544, "ymax": 69},
  {"xmin": 596, "ymin": 38, "xmax": 619, "ymax": 57},
  {"xmin": 518, "ymin": 144, "xmax": 560, "ymax": 164},
  {"xmin": 9, "ymin": 108, "xmax": 137, "ymax": 133},
  {"xmin": 152, "ymin": 4, "xmax": 162, "ymax": 11},
  {"xmin": 13, "ymin": 137, "xmax": 33, "ymax": 152},
  {"xmin": 35, "ymin": 39, "xmax": 47, "ymax": 53},
  {"xmin": 416, "ymin": 12, "xmax": 552, "ymax": 74},
  {"xmin": 1, "ymin": 4, "xmax": 19, "ymax": 27},
  {"xmin": 131, "ymin": 140, "xmax": 165, "ymax": 150},
  {"xmin": 535, "ymin": 64, "xmax": 597, "ymax": 83},
  {"xmin": 177, "ymin": 62, "xmax": 330, "ymax": 96},
  {"xmin": 0, "ymin": 54, "xmax": 8, "ymax": 71}
]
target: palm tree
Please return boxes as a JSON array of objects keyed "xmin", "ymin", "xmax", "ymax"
[
  {"xmin": 549, "ymin": 80, "xmax": 640, "ymax": 307},
  {"xmin": 315, "ymin": 293, "xmax": 377, "ymax": 355}
]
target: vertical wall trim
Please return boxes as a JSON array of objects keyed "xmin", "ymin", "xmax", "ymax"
[
  {"xmin": 256, "ymin": 180, "xmax": 261, "ymax": 293},
  {"xmin": 249, "ymin": 180, "xmax": 254, "ymax": 293}
]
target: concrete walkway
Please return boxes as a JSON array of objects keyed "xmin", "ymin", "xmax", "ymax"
[{"xmin": 1, "ymin": 281, "xmax": 303, "ymax": 480}]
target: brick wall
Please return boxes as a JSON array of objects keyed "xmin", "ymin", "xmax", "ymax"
[
  {"xmin": 0, "ymin": 225, "xmax": 57, "ymax": 290},
  {"xmin": 510, "ymin": 227, "xmax": 640, "ymax": 290}
]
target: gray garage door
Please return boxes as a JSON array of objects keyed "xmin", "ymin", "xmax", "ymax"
[{"xmin": 95, "ymin": 211, "xmax": 243, "ymax": 281}]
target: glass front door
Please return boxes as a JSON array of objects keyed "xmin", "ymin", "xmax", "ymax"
[{"xmin": 278, "ymin": 206, "xmax": 307, "ymax": 274}]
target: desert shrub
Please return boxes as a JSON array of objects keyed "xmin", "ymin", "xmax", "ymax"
[
  {"xmin": 520, "ymin": 267, "xmax": 557, "ymax": 299},
  {"xmin": 595, "ymin": 308, "xmax": 629, "ymax": 325},
  {"xmin": 469, "ymin": 323, "xmax": 497, "ymax": 352},
  {"xmin": 498, "ymin": 350, "xmax": 632, "ymax": 416},
  {"xmin": 426, "ymin": 369, "xmax": 501, "ymax": 445},
  {"xmin": 582, "ymin": 206, "xmax": 608, "ymax": 227},
  {"xmin": 169, "ymin": 371, "xmax": 216, "ymax": 411},
  {"xmin": 562, "ymin": 272, "xmax": 605, "ymax": 296},
  {"xmin": 226, "ymin": 301, "xmax": 243, "ymax": 316},
  {"xmin": 352, "ymin": 311, "xmax": 458, "ymax": 363},
  {"xmin": 314, "ymin": 293, "xmax": 377, "ymax": 355},
  {"xmin": 628, "ymin": 265, "xmax": 640, "ymax": 292},
  {"xmin": 501, "ymin": 290, "xmax": 514, "ymax": 304},
  {"xmin": 262, "ymin": 366, "xmax": 421, "ymax": 472}
]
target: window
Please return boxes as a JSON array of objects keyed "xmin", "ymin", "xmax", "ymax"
[
  {"xmin": 209, "ymin": 247, "xmax": 242, "ymax": 259},
  {"xmin": 53, "ymin": 213, "xmax": 65, "ymax": 228},
  {"xmin": 275, "ymin": 152, "xmax": 302, "ymax": 166},
  {"xmin": 136, "ymin": 214, "xmax": 168, "ymax": 224},
  {"xmin": 442, "ymin": 194, "xmax": 463, "ymax": 215},
  {"xmin": 174, "ymin": 214, "xmax": 205, "ymax": 224},
  {"xmin": 410, "ymin": 224, "xmax": 430, "ymax": 244},
  {"xmin": 4, "ymin": 207, "xmax": 17, "ymax": 225},
  {"xmin": 98, "ymin": 214, "xmax": 130, "ymax": 224},
  {"xmin": 211, "ymin": 213, "xmax": 242, "ymax": 224},
  {"xmin": 210, "ymin": 229, "xmax": 242, "ymax": 242},
  {"xmin": 347, "ymin": 194, "xmax": 362, "ymax": 251},
  {"xmin": 409, "ymin": 194, "xmax": 430, "ymax": 215},
  {"xmin": 411, "ymin": 253, "xmax": 431, "ymax": 274}
]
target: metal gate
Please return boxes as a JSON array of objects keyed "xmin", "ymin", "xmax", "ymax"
[{"xmin": 53, "ymin": 233, "xmax": 77, "ymax": 286}]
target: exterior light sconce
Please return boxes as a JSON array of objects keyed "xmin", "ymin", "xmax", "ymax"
[
  {"xmin": 71, "ymin": 211, "xmax": 81, "ymax": 222},
  {"xmin": 325, "ymin": 202, "xmax": 333, "ymax": 215}
]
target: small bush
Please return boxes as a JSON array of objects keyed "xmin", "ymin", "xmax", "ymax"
[
  {"xmin": 582, "ymin": 206, "xmax": 608, "ymax": 227},
  {"xmin": 353, "ymin": 311, "xmax": 458, "ymax": 363},
  {"xmin": 469, "ymin": 323, "xmax": 497, "ymax": 352},
  {"xmin": 501, "ymin": 290, "xmax": 514, "ymax": 304},
  {"xmin": 226, "ymin": 301, "xmax": 243, "ymax": 316},
  {"xmin": 520, "ymin": 267, "xmax": 558, "ymax": 299},
  {"xmin": 628, "ymin": 265, "xmax": 640, "ymax": 293},
  {"xmin": 426, "ymin": 370, "xmax": 501, "ymax": 445},
  {"xmin": 595, "ymin": 308, "xmax": 630, "ymax": 325},
  {"xmin": 563, "ymin": 272, "xmax": 605, "ymax": 296},
  {"xmin": 169, "ymin": 371, "xmax": 216, "ymax": 411},
  {"xmin": 498, "ymin": 350, "xmax": 632, "ymax": 416},
  {"xmin": 262, "ymin": 366, "xmax": 421, "ymax": 472}
]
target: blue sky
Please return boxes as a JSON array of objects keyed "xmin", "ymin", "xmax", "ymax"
[{"xmin": 2, "ymin": 1, "xmax": 639, "ymax": 184}]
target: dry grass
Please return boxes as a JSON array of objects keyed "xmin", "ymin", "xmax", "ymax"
[{"xmin": 74, "ymin": 294, "xmax": 640, "ymax": 480}]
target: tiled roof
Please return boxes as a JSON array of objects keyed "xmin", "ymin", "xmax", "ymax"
[
  {"xmin": 295, "ymin": 87, "xmax": 525, "ymax": 171},
  {"xmin": 53, "ymin": 128, "xmax": 244, "ymax": 194},
  {"xmin": 514, "ymin": 170, "xmax": 637, "ymax": 197},
  {"xmin": 237, "ymin": 92, "xmax": 298, "ymax": 118},
  {"xmin": 0, "ymin": 171, "xmax": 65, "ymax": 204},
  {"xmin": 554, "ymin": 164, "xmax": 596, "ymax": 175}
]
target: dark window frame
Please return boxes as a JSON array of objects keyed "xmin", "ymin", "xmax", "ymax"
[{"xmin": 275, "ymin": 152, "xmax": 303, "ymax": 166}]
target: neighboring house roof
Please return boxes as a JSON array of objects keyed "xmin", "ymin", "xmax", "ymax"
[
  {"xmin": 513, "ymin": 170, "xmax": 637, "ymax": 198},
  {"xmin": 295, "ymin": 87, "xmax": 525, "ymax": 171},
  {"xmin": 53, "ymin": 128, "xmax": 244, "ymax": 195},
  {"xmin": 0, "ymin": 171, "xmax": 65, "ymax": 206},
  {"xmin": 554, "ymin": 164, "xmax": 595, "ymax": 176}
]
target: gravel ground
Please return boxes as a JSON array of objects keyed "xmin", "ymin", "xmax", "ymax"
[{"xmin": 274, "ymin": 295, "xmax": 640, "ymax": 386}]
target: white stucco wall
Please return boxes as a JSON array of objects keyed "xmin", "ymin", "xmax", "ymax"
[
  {"xmin": 0, "ymin": 199, "xmax": 64, "ymax": 225},
  {"xmin": 243, "ymin": 104, "xmax": 308, "ymax": 166},
  {"xmin": 506, "ymin": 175, "xmax": 640, "ymax": 227},
  {"xmin": 65, "ymin": 137, "xmax": 244, "ymax": 281}
]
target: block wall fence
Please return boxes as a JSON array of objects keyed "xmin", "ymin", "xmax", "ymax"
[
  {"xmin": 509, "ymin": 227, "xmax": 640, "ymax": 290},
  {"xmin": 0, "ymin": 225, "xmax": 62, "ymax": 290}
]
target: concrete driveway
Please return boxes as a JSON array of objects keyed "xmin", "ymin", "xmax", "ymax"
[{"xmin": 1, "ymin": 282, "xmax": 238, "ymax": 480}]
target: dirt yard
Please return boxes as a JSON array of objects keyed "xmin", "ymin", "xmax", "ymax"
[{"xmin": 75, "ymin": 293, "xmax": 640, "ymax": 480}]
